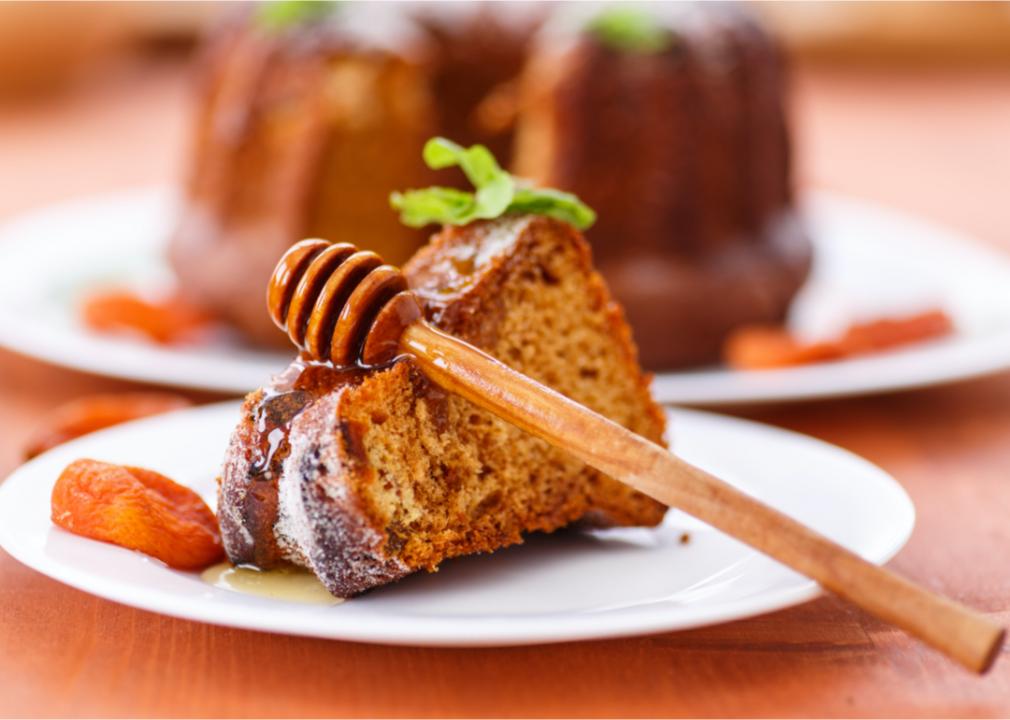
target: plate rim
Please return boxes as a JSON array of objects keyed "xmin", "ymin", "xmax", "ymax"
[
  {"xmin": 0, "ymin": 402, "xmax": 915, "ymax": 647},
  {"xmin": 651, "ymin": 192, "xmax": 1010, "ymax": 404},
  {"xmin": 1, "ymin": 186, "xmax": 1009, "ymax": 403},
  {"xmin": 0, "ymin": 187, "xmax": 289, "ymax": 394}
]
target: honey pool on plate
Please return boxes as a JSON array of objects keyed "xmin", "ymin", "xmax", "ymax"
[{"xmin": 202, "ymin": 562, "xmax": 343, "ymax": 605}]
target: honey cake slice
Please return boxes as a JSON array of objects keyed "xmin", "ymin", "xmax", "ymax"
[{"xmin": 219, "ymin": 215, "xmax": 667, "ymax": 597}]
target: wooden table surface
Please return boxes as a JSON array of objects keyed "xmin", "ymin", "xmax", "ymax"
[{"xmin": 2, "ymin": 58, "xmax": 1010, "ymax": 718}]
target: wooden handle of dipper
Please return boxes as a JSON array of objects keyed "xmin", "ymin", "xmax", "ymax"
[{"xmin": 269, "ymin": 239, "xmax": 1005, "ymax": 674}]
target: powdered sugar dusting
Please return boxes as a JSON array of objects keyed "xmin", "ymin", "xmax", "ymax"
[
  {"xmin": 275, "ymin": 388, "xmax": 409, "ymax": 596},
  {"xmin": 275, "ymin": 393, "xmax": 340, "ymax": 568}
]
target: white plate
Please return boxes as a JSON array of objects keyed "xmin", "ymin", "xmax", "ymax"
[
  {"xmin": 2, "ymin": 188, "xmax": 1008, "ymax": 403},
  {"xmin": 0, "ymin": 188, "xmax": 290, "ymax": 393},
  {"xmin": 655, "ymin": 194, "xmax": 1010, "ymax": 404},
  {"xmin": 0, "ymin": 403, "xmax": 914, "ymax": 646}
]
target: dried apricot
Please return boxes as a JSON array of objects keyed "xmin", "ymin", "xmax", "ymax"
[
  {"xmin": 724, "ymin": 310, "xmax": 954, "ymax": 370},
  {"xmin": 839, "ymin": 310, "xmax": 953, "ymax": 354},
  {"xmin": 81, "ymin": 290, "xmax": 212, "ymax": 345},
  {"xmin": 723, "ymin": 326, "xmax": 842, "ymax": 370},
  {"xmin": 25, "ymin": 393, "xmax": 193, "ymax": 459},
  {"xmin": 51, "ymin": 459, "xmax": 223, "ymax": 570}
]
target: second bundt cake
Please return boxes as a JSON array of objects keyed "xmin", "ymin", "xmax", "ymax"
[{"xmin": 514, "ymin": 4, "xmax": 812, "ymax": 368}]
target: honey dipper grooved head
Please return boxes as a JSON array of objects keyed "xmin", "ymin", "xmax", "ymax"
[{"xmin": 267, "ymin": 239, "xmax": 422, "ymax": 367}]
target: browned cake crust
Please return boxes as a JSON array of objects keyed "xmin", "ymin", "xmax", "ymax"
[
  {"xmin": 219, "ymin": 215, "xmax": 667, "ymax": 597},
  {"xmin": 515, "ymin": 4, "xmax": 812, "ymax": 368}
]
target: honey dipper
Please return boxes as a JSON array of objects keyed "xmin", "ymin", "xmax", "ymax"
[{"xmin": 268, "ymin": 238, "xmax": 1004, "ymax": 673}]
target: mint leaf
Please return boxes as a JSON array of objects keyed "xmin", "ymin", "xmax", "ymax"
[
  {"xmin": 587, "ymin": 7, "xmax": 673, "ymax": 54},
  {"xmin": 391, "ymin": 138, "xmax": 596, "ymax": 230},
  {"xmin": 510, "ymin": 187, "xmax": 597, "ymax": 229},
  {"xmin": 421, "ymin": 137, "xmax": 466, "ymax": 170},
  {"xmin": 256, "ymin": 0, "xmax": 336, "ymax": 32},
  {"xmin": 422, "ymin": 137, "xmax": 506, "ymax": 191},
  {"xmin": 473, "ymin": 170, "xmax": 515, "ymax": 219},
  {"xmin": 390, "ymin": 187, "xmax": 475, "ymax": 228}
]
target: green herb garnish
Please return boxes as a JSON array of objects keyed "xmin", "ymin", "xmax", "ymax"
[
  {"xmin": 587, "ymin": 7, "xmax": 673, "ymax": 54},
  {"xmin": 390, "ymin": 138, "xmax": 596, "ymax": 230},
  {"xmin": 256, "ymin": 0, "xmax": 336, "ymax": 31}
]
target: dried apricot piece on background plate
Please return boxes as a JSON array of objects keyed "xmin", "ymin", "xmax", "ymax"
[
  {"xmin": 838, "ymin": 309, "xmax": 953, "ymax": 354},
  {"xmin": 723, "ymin": 326, "xmax": 842, "ymax": 370},
  {"xmin": 80, "ymin": 291, "xmax": 212, "ymax": 345},
  {"xmin": 51, "ymin": 459, "xmax": 223, "ymax": 570},
  {"xmin": 25, "ymin": 393, "xmax": 192, "ymax": 459},
  {"xmin": 724, "ymin": 309, "xmax": 954, "ymax": 370}
]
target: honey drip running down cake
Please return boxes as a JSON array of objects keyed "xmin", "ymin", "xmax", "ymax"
[
  {"xmin": 515, "ymin": 4, "xmax": 812, "ymax": 368},
  {"xmin": 219, "ymin": 215, "xmax": 667, "ymax": 597}
]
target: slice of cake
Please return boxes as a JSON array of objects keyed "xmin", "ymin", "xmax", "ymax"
[{"xmin": 219, "ymin": 214, "xmax": 667, "ymax": 597}]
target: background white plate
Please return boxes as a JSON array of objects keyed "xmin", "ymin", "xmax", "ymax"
[
  {"xmin": 656, "ymin": 193, "xmax": 1010, "ymax": 404},
  {"xmin": 0, "ymin": 403, "xmax": 914, "ymax": 646},
  {"xmin": 1, "ymin": 187, "xmax": 1008, "ymax": 403},
  {"xmin": 0, "ymin": 188, "xmax": 290, "ymax": 392}
]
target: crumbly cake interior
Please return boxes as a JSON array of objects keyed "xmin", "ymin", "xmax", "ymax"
[{"xmin": 334, "ymin": 217, "xmax": 666, "ymax": 570}]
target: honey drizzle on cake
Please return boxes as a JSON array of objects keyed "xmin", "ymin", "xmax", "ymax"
[
  {"xmin": 238, "ymin": 358, "xmax": 379, "ymax": 569},
  {"xmin": 249, "ymin": 359, "xmax": 371, "ymax": 480}
]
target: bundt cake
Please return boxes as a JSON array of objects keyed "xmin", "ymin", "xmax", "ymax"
[
  {"xmin": 514, "ymin": 4, "xmax": 812, "ymax": 368},
  {"xmin": 169, "ymin": 2, "xmax": 538, "ymax": 349},
  {"xmin": 169, "ymin": 3, "xmax": 437, "ymax": 347},
  {"xmin": 172, "ymin": 2, "xmax": 810, "ymax": 370},
  {"xmin": 219, "ymin": 213, "xmax": 667, "ymax": 597}
]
